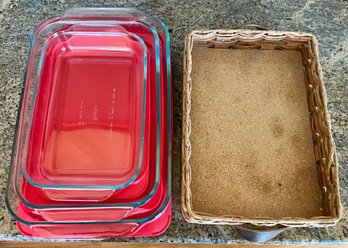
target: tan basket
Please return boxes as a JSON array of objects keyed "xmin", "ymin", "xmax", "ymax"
[{"xmin": 181, "ymin": 29, "xmax": 341, "ymax": 232}]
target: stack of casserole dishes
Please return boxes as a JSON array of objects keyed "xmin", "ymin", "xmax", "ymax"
[{"xmin": 6, "ymin": 7, "xmax": 172, "ymax": 239}]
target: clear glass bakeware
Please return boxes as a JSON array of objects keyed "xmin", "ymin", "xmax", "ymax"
[
  {"xmin": 24, "ymin": 28, "xmax": 148, "ymax": 189},
  {"xmin": 7, "ymin": 7, "xmax": 172, "ymax": 225},
  {"xmin": 14, "ymin": 10, "xmax": 164, "ymax": 202},
  {"xmin": 19, "ymin": 18, "xmax": 163, "ymax": 203}
]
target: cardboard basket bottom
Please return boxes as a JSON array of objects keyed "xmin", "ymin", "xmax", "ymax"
[{"xmin": 181, "ymin": 30, "xmax": 341, "ymax": 231}]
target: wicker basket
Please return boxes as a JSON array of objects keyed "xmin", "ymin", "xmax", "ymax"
[{"xmin": 181, "ymin": 29, "xmax": 341, "ymax": 241}]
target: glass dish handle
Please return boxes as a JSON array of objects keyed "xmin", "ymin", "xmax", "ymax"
[
  {"xmin": 37, "ymin": 207, "xmax": 134, "ymax": 222},
  {"xmin": 62, "ymin": 7, "xmax": 143, "ymax": 19},
  {"xmin": 21, "ymin": 222, "xmax": 139, "ymax": 238},
  {"xmin": 39, "ymin": 188, "xmax": 115, "ymax": 202}
]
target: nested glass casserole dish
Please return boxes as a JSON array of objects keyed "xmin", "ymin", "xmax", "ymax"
[
  {"xmin": 26, "ymin": 28, "xmax": 147, "ymax": 188},
  {"xmin": 15, "ymin": 10, "xmax": 165, "ymax": 202}
]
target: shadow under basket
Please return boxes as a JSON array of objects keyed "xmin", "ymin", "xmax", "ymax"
[{"xmin": 181, "ymin": 29, "xmax": 341, "ymax": 242}]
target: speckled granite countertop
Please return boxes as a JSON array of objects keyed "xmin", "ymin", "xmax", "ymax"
[{"xmin": 0, "ymin": 0, "xmax": 347, "ymax": 244}]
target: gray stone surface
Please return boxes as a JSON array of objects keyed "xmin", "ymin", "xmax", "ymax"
[{"xmin": 0, "ymin": 0, "xmax": 347, "ymax": 244}]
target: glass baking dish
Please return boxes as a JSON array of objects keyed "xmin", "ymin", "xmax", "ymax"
[
  {"xmin": 7, "ymin": 7, "xmax": 171, "ymax": 225},
  {"xmin": 15, "ymin": 12, "xmax": 163, "ymax": 201},
  {"xmin": 16, "ymin": 18, "xmax": 166, "ymax": 209},
  {"xmin": 26, "ymin": 29, "xmax": 147, "ymax": 187}
]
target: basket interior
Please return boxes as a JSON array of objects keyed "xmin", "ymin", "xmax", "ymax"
[{"xmin": 184, "ymin": 31, "xmax": 340, "ymax": 222}]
